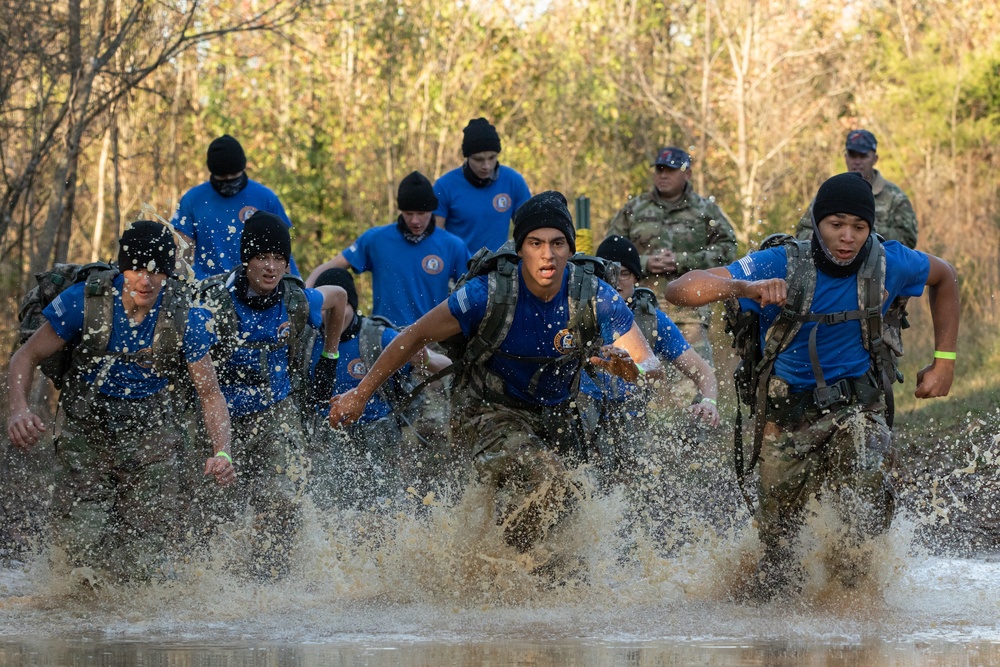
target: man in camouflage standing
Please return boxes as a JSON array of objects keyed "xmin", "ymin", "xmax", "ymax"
[
  {"xmin": 606, "ymin": 147, "xmax": 738, "ymax": 368},
  {"xmin": 794, "ymin": 129, "xmax": 918, "ymax": 248}
]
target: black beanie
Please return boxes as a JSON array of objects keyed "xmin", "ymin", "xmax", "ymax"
[
  {"xmin": 597, "ymin": 235, "xmax": 642, "ymax": 278},
  {"xmin": 117, "ymin": 220, "xmax": 176, "ymax": 275},
  {"xmin": 813, "ymin": 172, "xmax": 876, "ymax": 229},
  {"xmin": 397, "ymin": 171, "xmax": 439, "ymax": 212},
  {"xmin": 461, "ymin": 118, "xmax": 502, "ymax": 157},
  {"xmin": 315, "ymin": 267, "xmax": 359, "ymax": 312},
  {"xmin": 241, "ymin": 211, "xmax": 291, "ymax": 264},
  {"xmin": 512, "ymin": 191, "xmax": 575, "ymax": 253},
  {"xmin": 206, "ymin": 134, "xmax": 247, "ymax": 176}
]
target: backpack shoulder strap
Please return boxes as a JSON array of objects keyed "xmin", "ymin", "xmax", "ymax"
[
  {"xmin": 630, "ymin": 287, "xmax": 659, "ymax": 345},
  {"xmin": 150, "ymin": 277, "xmax": 193, "ymax": 375}
]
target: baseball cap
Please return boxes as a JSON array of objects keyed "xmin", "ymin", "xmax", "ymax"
[
  {"xmin": 652, "ymin": 147, "xmax": 692, "ymax": 170},
  {"xmin": 845, "ymin": 129, "xmax": 877, "ymax": 153}
]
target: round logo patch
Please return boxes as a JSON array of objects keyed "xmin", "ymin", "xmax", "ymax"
[
  {"xmin": 553, "ymin": 329, "xmax": 577, "ymax": 355},
  {"xmin": 422, "ymin": 254, "xmax": 444, "ymax": 275},
  {"xmin": 348, "ymin": 358, "xmax": 367, "ymax": 379},
  {"xmin": 493, "ymin": 193, "xmax": 512, "ymax": 213},
  {"xmin": 238, "ymin": 206, "xmax": 258, "ymax": 223},
  {"xmin": 277, "ymin": 320, "xmax": 291, "ymax": 342}
]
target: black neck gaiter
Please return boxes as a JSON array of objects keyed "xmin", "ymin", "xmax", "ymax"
[
  {"xmin": 462, "ymin": 161, "xmax": 500, "ymax": 188},
  {"xmin": 810, "ymin": 233, "xmax": 874, "ymax": 279},
  {"xmin": 396, "ymin": 214, "xmax": 436, "ymax": 243},
  {"xmin": 210, "ymin": 172, "xmax": 249, "ymax": 197}
]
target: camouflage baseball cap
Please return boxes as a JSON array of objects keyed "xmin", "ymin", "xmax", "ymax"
[
  {"xmin": 652, "ymin": 146, "xmax": 692, "ymax": 169},
  {"xmin": 845, "ymin": 129, "xmax": 877, "ymax": 153}
]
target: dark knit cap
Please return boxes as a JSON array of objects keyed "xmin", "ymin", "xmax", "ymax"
[
  {"xmin": 461, "ymin": 118, "xmax": 502, "ymax": 157},
  {"xmin": 117, "ymin": 220, "xmax": 176, "ymax": 275},
  {"xmin": 396, "ymin": 171, "xmax": 439, "ymax": 212},
  {"xmin": 206, "ymin": 134, "xmax": 247, "ymax": 176},
  {"xmin": 813, "ymin": 172, "xmax": 876, "ymax": 229},
  {"xmin": 314, "ymin": 268, "xmax": 358, "ymax": 312},
  {"xmin": 241, "ymin": 210, "xmax": 292, "ymax": 264},
  {"xmin": 512, "ymin": 190, "xmax": 575, "ymax": 253},
  {"xmin": 597, "ymin": 235, "xmax": 642, "ymax": 278}
]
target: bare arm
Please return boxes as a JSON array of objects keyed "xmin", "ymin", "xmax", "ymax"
[
  {"xmin": 589, "ymin": 321, "xmax": 665, "ymax": 385},
  {"xmin": 304, "ymin": 253, "xmax": 351, "ymax": 288},
  {"xmin": 188, "ymin": 354, "xmax": 235, "ymax": 486},
  {"xmin": 312, "ymin": 285, "xmax": 348, "ymax": 357},
  {"xmin": 434, "ymin": 214, "xmax": 446, "ymax": 228},
  {"xmin": 915, "ymin": 255, "xmax": 960, "ymax": 399},
  {"xmin": 329, "ymin": 301, "xmax": 461, "ymax": 426},
  {"xmin": 672, "ymin": 348, "xmax": 720, "ymax": 426},
  {"xmin": 664, "ymin": 267, "xmax": 789, "ymax": 308},
  {"xmin": 6, "ymin": 324, "xmax": 67, "ymax": 450}
]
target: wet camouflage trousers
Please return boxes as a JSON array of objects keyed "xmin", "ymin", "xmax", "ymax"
[
  {"xmin": 308, "ymin": 416, "xmax": 403, "ymax": 511},
  {"xmin": 756, "ymin": 399, "xmax": 895, "ymax": 577},
  {"xmin": 216, "ymin": 399, "xmax": 311, "ymax": 579},
  {"xmin": 452, "ymin": 392, "xmax": 586, "ymax": 552},
  {"xmin": 53, "ymin": 391, "xmax": 179, "ymax": 581}
]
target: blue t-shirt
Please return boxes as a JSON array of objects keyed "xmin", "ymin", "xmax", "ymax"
[
  {"xmin": 44, "ymin": 275, "xmax": 216, "ymax": 399},
  {"xmin": 309, "ymin": 320, "xmax": 413, "ymax": 423},
  {"xmin": 342, "ymin": 223, "xmax": 470, "ymax": 326},
  {"xmin": 581, "ymin": 308, "xmax": 689, "ymax": 402},
  {"xmin": 171, "ymin": 179, "xmax": 300, "ymax": 279},
  {"xmin": 448, "ymin": 265, "xmax": 634, "ymax": 405},
  {"xmin": 727, "ymin": 241, "xmax": 930, "ymax": 391},
  {"xmin": 216, "ymin": 281, "xmax": 325, "ymax": 417},
  {"xmin": 433, "ymin": 165, "xmax": 531, "ymax": 253}
]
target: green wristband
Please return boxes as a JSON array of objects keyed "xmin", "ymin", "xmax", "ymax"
[
  {"xmin": 215, "ymin": 451, "xmax": 233, "ymax": 464},
  {"xmin": 701, "ymin": 397, "xmax": 717, "ymax": 406},
  {"xmin": 321, "ymin": 350, "xmax": 340, "ymax": 360},
  {"xmin": 635, "ymin": 363, "xmax": 646, "ymax": 376},
  {"xmin": 933, "ymin": 350, "xmax": 957, "ymax": 360}
]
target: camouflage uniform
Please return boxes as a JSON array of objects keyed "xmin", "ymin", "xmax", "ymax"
[
  {"xmin": 308, "ymin": 417, "xmax": 403, "ymax": 511},
  {"xmin": 451, "ymin": 386, "xmax": 585, "ymax": 553},
  {"xmin": 54, "ymin": 392, "xmax": 180, "ymax": 581},
  {"xmin": 607, "ymin": 183, "xmax": 738, "ymax": 363},
  {"xmin": 756, "ymin": 380, "xmax": 895, "ymax": 590},
  {"xmin": 795, "ymin": 170, "xmax": 918, "ymax": 248}
]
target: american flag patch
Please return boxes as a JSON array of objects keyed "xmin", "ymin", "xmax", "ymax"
[
  {"xmin": 51, "ymin": 295, "xmax": 65, "ymax": 317},
  {"xmin": 455, "ymin": 286, "xmax": 470, "ymax": 313},
  {"xmin": 737, "ymin": 255, "xmax": 755, "ymax": 277}
]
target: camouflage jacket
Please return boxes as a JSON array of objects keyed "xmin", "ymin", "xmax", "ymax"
[{"xmin": 795, "ymin": 170, "xmax": 918, "ymax": 248}]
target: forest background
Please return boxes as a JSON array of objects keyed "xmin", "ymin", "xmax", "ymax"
[{"xmin": 0, "ymin": 0, "xmax": 997, "ymax": 407}]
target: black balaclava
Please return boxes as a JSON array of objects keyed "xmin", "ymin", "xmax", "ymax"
[
  {"xmin": 117, "ymin": 220, "xmax": 176, "ymax": 275},
  {"xmin": 810, "ymin": 172, "xmax": 876, "ymax": 278},
  {"xmin": 315, "ymin": 267, "xmax": 362, "ymax": 341},
  {"xmin": 512, "ymin": 190, "xmax": 576, "ymax": 253},
  {"xmin": 207, "ymin": 134, "xmax": 249, "ymax": 197},
  {"xmin": 596, "ymin": 235, "xmax": 642, "ymax": 278}
]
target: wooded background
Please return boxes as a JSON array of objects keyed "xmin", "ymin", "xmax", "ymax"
[{"xmin": 2, "ymin": 0, "xmax": 998, "ymax": 356}]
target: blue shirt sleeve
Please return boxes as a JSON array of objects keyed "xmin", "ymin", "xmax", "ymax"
[
  {"xmin": 884, "ymin": 242, "xmax": 930, "ymax": 302},
  {"xmin": 654, "ymin": 310, "xmax": 690, "ymax": 361},
  {"xmin": 512, "ymin": 172, "xmax": 531, "ymax": 211},
  {"xmin": 183, "ymin": 306, "xmax": 218, "ymax": 364},
  {"xmin": 170, "ymin": 191, "xmax": 196, "ymax": 238},
  {"xmin": 595, "ymin": 281, "xmax": 634, "ymax": 342},
  {"xmin": 304, "ymin": 287, "xmax": 326, "ymax": 329},
  {"xmin": 42, "ymin": 282, "xmax": 86, "ymax": 343},
  {"xmin": 448, "ymin": 275, "xmax": 489, "ymax": 337},
  {"xmin": 342, "ymin": 229, "xmax": 374, "ymax": 274}
]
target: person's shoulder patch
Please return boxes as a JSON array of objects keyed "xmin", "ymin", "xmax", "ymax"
[
  {"xmin": 455, "ymin": 286, "xmax": 471, "ymax": 313},
  {"xmin": 737, "ymin": 255, "xmax": 755, "ymax": 276}
]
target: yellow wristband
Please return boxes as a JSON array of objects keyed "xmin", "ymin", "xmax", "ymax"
[
  {"xmin": 933, "ymin": 350, "xmax": 957, "ymax": 360},
  {"xmin": 215, "ymin": 451, "xmax": 233, "ymax": 464}
]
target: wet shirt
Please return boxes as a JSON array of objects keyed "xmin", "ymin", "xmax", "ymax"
[
  {"xmin": 171, "ymin": 179, "xmax": 300, "ymax": 279},
  {"xmin": 581, "ymin": 308, "xmax": 689, "ymax": 402},
  {"xmin": 44, "ymin": 274, "xmax": 215, "ymax": 399},
  {"xmin": 449, "ymin": 265, "xmax": 634, "ymax": 405},
  {"xmin": 342, "ymin": 223, "xmax": 470, "ymax": 326},
  {"xmin": 219, "ymin": 283, "xmax": 324, "ymax": 417},
  {"xmin": 433, "ymin": 165, "xmax": 531, "ymax": 253},
  {"xmin": 727, "ymin": 241, "xmax": 930, "ymax": 392},
  {"xmin": 310, "ymin": 321, "xmax": 412, "ymax": 423}
]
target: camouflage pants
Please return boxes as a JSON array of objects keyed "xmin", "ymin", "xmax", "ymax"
[
  {"xmin": 217, "ymin": 399, "xmax": 311, "ymax": 579},
  {"xmin": 452, "ymin": 391, "xmax": 585, "ymax": 552},
  {"xmin": 53, "ymin": 391, "xmax": 180, "ymax": 581},
  {"xmin": 756, "ymin": 399, "xmax": 895, "ymax": 586},
  {"xmin": 400, "ymin": 379, "xmax": 453, "ymax": 486},
  {"xmin": 308, "ymin": 416, "xmax": 403, "ymax": 511}
]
